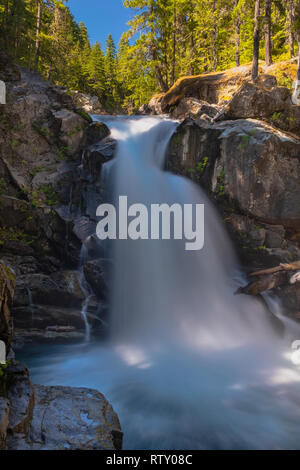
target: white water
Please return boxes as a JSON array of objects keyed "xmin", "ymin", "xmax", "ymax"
[
  {"xmin": 78, "ymin": 245, "xmax": 91, "ymax": 342},
  {"xmin": 21, "ymin": 116, "xmax": 300, "ymax": 449}
]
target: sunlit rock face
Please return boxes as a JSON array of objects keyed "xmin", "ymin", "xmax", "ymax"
[{"xmin": 168, "ymin": 118, "xmax": 300, "ymax": 228}]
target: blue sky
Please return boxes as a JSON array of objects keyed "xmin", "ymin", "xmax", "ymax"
[{"xmin": 67, "ymin": 0, "xmax": 132, "ymax": 48}]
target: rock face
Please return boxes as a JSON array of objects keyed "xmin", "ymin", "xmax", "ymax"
[
  {"xmin": 0, "ymin": 262, "xmax": 16, "ymax": 349},
  {"xmin": 170, "ymin": 97, "xmax": 221, "ymax": 121},
  {"xmin": 212, "ymin": 120, "xmax": 300, "ymax": 229},
  {"xmin": 0, "ymin": 66, "xmax": 116, "ymax": 342},
  {"xmin": 166, "ymin": 118, "xmax": 300, "ymax": 268},
  {"xmin": 6, "ymin": 384, "xmax": 122, "ymax": 450},
  {"xmin": 83, "ymin": 259, "xmax": 110, "ymax": 301},
  {"xmin": 70, "ymin": 91, "xmax": 105, "ymax": 114},
  {"xmin": 160, "ymin": 63, "xmax": 255, "ymax": 114},
  {"xmin": 0, "ymin": 256, "xmax": 122, "ymax": 451},
  {"xmin": 168, "ymin": 118, "xmax": 300, "ymax": 227},
  {"xmin": 0, "ymin": 397, "xmax": 10, "ymax": 449},
  {"xmin": 222, "ymin": 81, "xmax": 290, "ymax": 120}
]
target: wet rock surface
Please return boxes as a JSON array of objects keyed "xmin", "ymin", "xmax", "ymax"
[{"xmin": 6, "ymin": 383, "xmax": 122, "ymax": 450}]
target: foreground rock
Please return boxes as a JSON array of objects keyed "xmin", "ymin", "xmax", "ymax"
[
  {"xmin": 6, "ymin": 383, "xmax": 122, "ymax": 450},
  {"xmin": 0, "ymin": 258, "xmax": 122, "ymax": 450}
]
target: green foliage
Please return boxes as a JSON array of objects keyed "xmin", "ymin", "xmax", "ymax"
[
  {"xmin": 196, "ymin": 157, "xmax": 209, "ymax": 176},
  {"xmin": 57, "ymin": 146, "xmax": 70, "ymax": 161},
  {"xmin": 11, "ymin": 138, "xmax": 20, "ymax": 149},
  {"xmin": 217, "ymin": 169, "xmax": 225, "ymax": 196},
  {"xmin": 67, "ymin": 124, "xmax": 83, "ymax": 136},
  {"xmin": 0, "ymin": 0, "xmax": 299, "ymax": 113},
  {"xmin": 0, "ymin": 226, "xmax": 36, "ymax": 245},
  {"xmin": 75, "ymin": 109, "xmax": 92, "ymax": 123},
  {"xmin": 240, "ymin": 134, "xmax": 250, "ymax": 148},
  {"xmin": 271, "ymin": 111, "xmax": 283, "ymax": 121},
  {"xmin": 40, "ymin": 184, "xmax": 59, "ymax": 206}
]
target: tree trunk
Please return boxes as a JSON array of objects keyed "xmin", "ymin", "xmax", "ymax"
[
  {"xmin": 288, "ymin": 0, "xmax": 295, "ymax": 59},
  {"xmin": 149, "ymin": 1, "xmax": 168, "ymax": 92},
  {"xmin": 235, "ymin": 18, "xmax": 241, "ymax": 66},
  {"xmin": 264, "ymin": 0, "xmax": 272, "ymax": 66},
  {"xmin": 252, "ymin": 0, "xmax": 261, "ymax": 80},
  {"xmin": 212, "ymin": 0, "xmax": 218, "ymax": 71},
  {"xmin": 172, "ymin": 0, "xmax": 177, "ymax": 84},
  {"xmin": 297, "ymin": 40, "xmax": 300, "ymax": 81},
  {"xmin": 234, "ymin": 0, "xmax": 240, "ymax": 66},
  {"xmin": 34, "ymin": 0, "xmax": 42, "ymax": 68}
]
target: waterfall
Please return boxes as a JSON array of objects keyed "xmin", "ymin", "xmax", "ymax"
[
  {"xmin": 25, "ymin": 115, "xmax": 300, "ymax": 450},
  {"xmin": 26, "ymin": 287, "xmax": 35, "ymax": 324},
  {"xmin": 78, "ymin": 244, "xmax": 91, "ymax": 342},
  {"xmin": 98, "ymin": 116, "xmax": 281, "ymax": 353}
]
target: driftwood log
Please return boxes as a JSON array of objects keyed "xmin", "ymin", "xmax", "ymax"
[
  {"xmin": 249, "ymin": 261, "xmax": 300, "ymax": 278},
  {"xmin": 235, "ymin": 261, "xmax": 300, "ymax": 296}
]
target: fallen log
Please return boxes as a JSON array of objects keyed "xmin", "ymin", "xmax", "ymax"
[
  {"xmin": 249, "ymin": 260, "xmax": 300, "ymax": 277},
  {"xmin": 235, "ymin": 271, "xmax": 287, "ymax": 296}
]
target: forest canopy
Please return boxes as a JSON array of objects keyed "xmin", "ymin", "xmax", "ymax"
[{"xmin": 0, "ymin": 0, "xmax": 300, "ymax": 112}]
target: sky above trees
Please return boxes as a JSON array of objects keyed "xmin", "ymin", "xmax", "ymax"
[{"xmin": 67, "ymin": 0, "xmax": 131, "ymax": 48}]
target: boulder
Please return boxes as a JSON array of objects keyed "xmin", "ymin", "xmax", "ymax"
[
  {"xmin": 70, "ymin": 91, "xmax": 104, "ymax": 114},
  {"xmin": 6, "ymin": 384, "xmax": 122, "ymax": 450},
  {"xmin": 268, "ymin": 103, "xmax": 300, "ymax": 135},
  {"xmin": 223, "ymin": 81, "xmax": 290, "ymax": 120},
  {"xmin": 83, "ymin": 137, "xmax": 116, "ymax": 182},
  {"xmin": 160, "ymin": 63, "xmax": 255, "ymax": 113},
  {"xmin": 86, "ymin": 122, "xmax": 110, "ymax": 146},
  {"xmin": 138, "ymin": 103, "xmax": 151, "ymax": 115},
  {"xmin": 52, "ymin": 108, "xmax": 89, "ymax": 157},
  {"xmin": 148, "ymin": 94, "xmax": 164, "ymax": 115},
  {"xmin": 171, "ymin": 97, "xmax": 221, "ymax": 120},
  {"xmin": 6, "ymin": 361, "xmax": 35, "ymax": 436}
]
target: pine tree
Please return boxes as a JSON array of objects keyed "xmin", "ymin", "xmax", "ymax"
[
  {"xmin": 252, "ymin": 0, "xmax": 261, "ymax": 80},
  {"xmin": 104, "ymin": 34, "xmax": 118, "ymax": 110},
  {"xmin": 88, "ymin": 42, "xmax": 106, "ymax": 99}
]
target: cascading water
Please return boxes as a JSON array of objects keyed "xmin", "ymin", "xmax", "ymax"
[{"xmin": 21, "ymin": 116, "xmax": 300, "ymax": 450}]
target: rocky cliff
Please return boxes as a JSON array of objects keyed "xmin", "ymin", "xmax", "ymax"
[
  {"xmin": 0, "ymin": 54, "xmax": 114, "ymax": 343},
  {"xmin": 0, "ymin": 54, "xmax": 123, "ymax": 450}
]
